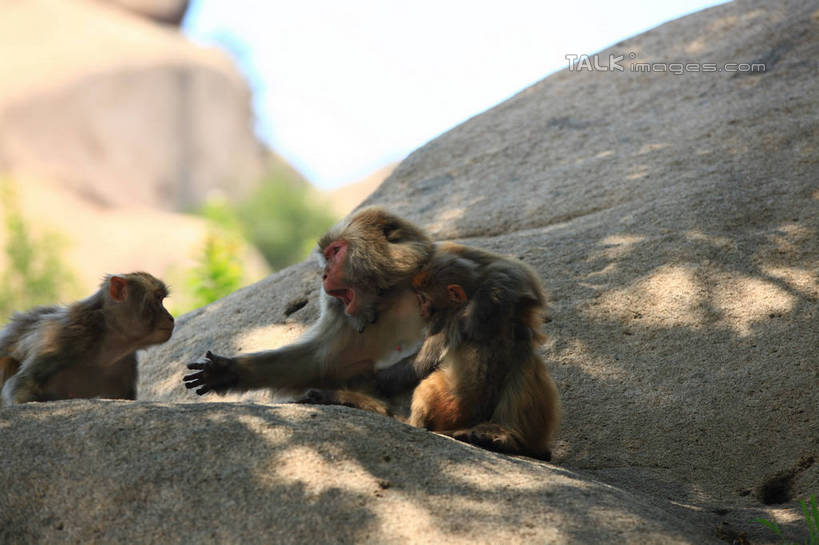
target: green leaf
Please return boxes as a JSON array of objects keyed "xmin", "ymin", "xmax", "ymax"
[{"xmin": 754, "ymin": 517, "xmax": 784, "ymax": 538}]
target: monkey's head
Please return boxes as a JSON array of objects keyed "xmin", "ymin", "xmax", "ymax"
[
  {"xmin": 318, "ymin": 207, "xmax": 434, "ymax": 317},
  {"xmin": 103, "ymin": 272, "xmax": 175, "ymax": 347},
  {"xmin": 412, "ymin": 254, "xmax": 478, "ymax": 333}
]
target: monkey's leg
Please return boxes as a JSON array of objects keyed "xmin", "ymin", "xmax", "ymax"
[
  {"xmin": 469, "ymin": 358, "xmax": 558, "ymax": 462},
  {"xmin": 409, "ymin": 370, "xmax": 465, "ymax": 430},
  {"xmin": 1, "ymin": 370, "xmax": 40, "ymax": 405},
  {"xmin": 294, "ymin": 389, "xmax": 391, "ymax": 416},
  {"xmin": 0, "ymin": 356, "xmax": 20, "ymax": 391},
  {"xmin": 1, "ymin": 354, "xmax": 70, "ymax": 406}
]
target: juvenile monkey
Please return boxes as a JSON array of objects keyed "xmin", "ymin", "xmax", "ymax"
[
  {"xmin": 409, "ymin": 254, "xmax": 502, "ymax": 428},
  {"xmin": 410, "ymin": 250, "xmax": 560, "ymax": 461},
  {"xmin": 0, "ymin": 272, "xmax": 174, "ymax": 406}
]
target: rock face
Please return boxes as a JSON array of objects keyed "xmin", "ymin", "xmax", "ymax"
[
  {"xmin": 0, "ymin": 0, "xmax": 265, "ymax": 210},
  {"xmin": 0, "ymin": 0, "xmax": 273, "ymax": 297},
  {"xmin": 2, "ymin": 0, "xmax": 818, "ymax": 543},
  {"xmin": 1, "ymin": 400, "xmax": 731, "ymax": 545},
  {"xmin": 324, "ymin": 163, "xmax": 398, "ymax": 217}
]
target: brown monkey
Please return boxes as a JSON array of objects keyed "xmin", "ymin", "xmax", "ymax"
[
  {"xmin": 408, "ymin": 253, "xmax": 493, "ymax": 429},
  {"xmin": 183, "ymin": 208, "xmax": 558, "ymax": 460},
  {"xmin": 184, "ymin": 207, "xmax": 435, "ymax": 399},
  {"xmin": 410, "ymin": 249, "xmax": 560, "ymax": 461},
  {"xmin": 0, "ymin": 272, "xmax": 174, "ymax": 406}
]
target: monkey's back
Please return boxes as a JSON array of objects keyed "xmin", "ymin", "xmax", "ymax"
[
  {"xmin": 0, "ymin": 305, "xmax": 63, "ymax": 390},
  {"xmin": 0, "ymin": 305, "xmax": 63, "ymax": 358}
]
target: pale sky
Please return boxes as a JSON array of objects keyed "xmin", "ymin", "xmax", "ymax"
[{"xmin": 183, "ymin": 1, "xmax": 728, "ymax": 189}]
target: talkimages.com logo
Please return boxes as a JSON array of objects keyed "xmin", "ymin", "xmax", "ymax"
[{"xmin": 566, "ymin": 52, "xmax": 766, "ymax": 75}]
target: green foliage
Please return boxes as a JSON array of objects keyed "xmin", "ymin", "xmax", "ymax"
[
  {"xmin": 181, "ymin": 167, "xmax": 336, "ymax": 312},
  {"xmin": 186, "ymin": 229, "xmax": 244, "ymax": 309},
  {"xmin": 198, "ymin": 198, "xmax": 244, "ymax": 233},
  {"xmin": 754, "ymin": 495, "xmax": 819, "ymax": 545},
  {"xmin": 236, "ymin": 173, "xmax": 336, "ymax": 270},
  {"xmin": 0, "ymin": 180, "xmax": 76, "ymax": 322}
]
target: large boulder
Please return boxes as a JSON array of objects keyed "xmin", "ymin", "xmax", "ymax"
[
  {"xmin": 0, "ymin": 400, "xmax": 731, "ymax": 545},
  {"xmin": 3, "ymin": 0, "xmax": 817, "ymax": 543},
  {"xmin": 0, "ymin": 0, "xmax": 265, "ymax": 211}
]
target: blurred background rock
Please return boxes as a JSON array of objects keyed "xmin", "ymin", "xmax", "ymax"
[{"xmin": 0, "ymin": 0, "xmax": 381, "ymax": 318}]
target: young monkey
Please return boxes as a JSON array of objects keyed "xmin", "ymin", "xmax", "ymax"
[
  {"xmin": 410, "ymin": 252, "xmax": 560, "ymax": 461},
  {"xmin": 0, "ymin": 272, "xmax": 174, "ymax": 406}
]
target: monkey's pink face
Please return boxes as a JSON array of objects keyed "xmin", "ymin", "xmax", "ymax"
[{"xmin": 322, "ymin": 240, "xmax": 361, "ymax": 316}]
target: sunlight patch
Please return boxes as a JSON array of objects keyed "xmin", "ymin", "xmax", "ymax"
[
  {"xmin": 713, "ymin": 274, "xmax": 794, "ymax": 337},
  {"xmin": 272, "ymin": 446, "xmax": 372, "ymax": 497},
  {"xmin": 761, "ymin": 266, "xmax": 819, "ymax": 298},
  {"xmin": 685, "ymin": 230, "xmax": 733, "ymax": 248},
  {"xmin": 594, "ymin": 234, "xmax": 646, "ymax": 261},
  {"xmin": 637, "ymin": 143, "xmax": 668, "ymax": 155},
  {"xmin": 559, "ymin": 339, "xmax": 634, "ymax": 381},
  {"xmin": 593, "ymin": 264, "xmax": 703, "ymax": 327},
  {"xmin": 626, "ymin": 166, "xmax": 650, "ymax": 180},
  {"xmin": 235, "ymin": 323, "xmax": 308, "ymax": 353},
  {"xmin": 427, "ymin": 207, "xmax": 466, "ymax": 234}
]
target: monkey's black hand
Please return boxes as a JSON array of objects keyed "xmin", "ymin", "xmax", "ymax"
[
  {"xmin": 183, "ymin": 351, "xmax": 239, "ymax": 395},
  {"xmin": 375, "ymin": 357, "xmax": 420, "ymax": 397}
]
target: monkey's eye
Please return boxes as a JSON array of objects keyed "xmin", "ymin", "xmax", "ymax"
[{"xmin": 324, "ymin": 241, "xmax": 344, "ymax": 260}]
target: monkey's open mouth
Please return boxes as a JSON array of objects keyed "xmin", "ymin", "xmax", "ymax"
[{"xmin": 328, "ymin": 288, "xmax": 358, "ymax": 315}]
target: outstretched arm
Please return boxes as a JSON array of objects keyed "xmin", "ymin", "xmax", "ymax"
[
  {"xmin": 183, "ymin": 299, "xmax": 377, "ymax": 395},
  {"xmin": 184, "ymin": 341, "xmax": 371, "ymax": 395}
]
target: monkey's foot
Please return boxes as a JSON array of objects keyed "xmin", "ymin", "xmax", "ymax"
[
  {"xmin": 294, "ymin": 389, "xmax": 391, "ymax": 416},
  {"xmin": 294, "ymin": 388, "xmax": 337, "ymax": 405},
  {"xmin": 447, "ymin": 423, "xmax": 552, "ymax": 461}
]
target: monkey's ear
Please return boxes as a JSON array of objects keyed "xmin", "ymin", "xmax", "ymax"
[
  {"xmin": 447, "ymin": 284, "xmax": 467, "ymax": 304},
  {"xmin": 382, "ymin": 223, "xmax": 402, "ymax": 242},
  {"xmin": 109, "ymin": 276, "xmax": 128, "ymax": 302}
]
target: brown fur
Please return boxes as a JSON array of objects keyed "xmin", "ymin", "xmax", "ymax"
[
  {"xmin": 184, "ymin": 209, "xmax": 559, "ymax": 460},
  {"xmin": 437, "ymin": 242, "xmax": 549, "ymax": 342},
  {"xmin": 0, "ymin": 357, "xmax": 20, "ymax": 389},
  {"xmin": 410, "ymin": 249, "xmax": 560, "ymax": 461},
  {"xmin": 0, "ymin": 272, "xmax": 173, "ymax": 405},
  {"xmin": 185, "ymin": 207, "xmax": 435, "ymax": 395}
]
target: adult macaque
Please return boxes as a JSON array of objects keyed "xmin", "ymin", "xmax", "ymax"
[
  {"xmin": 410, "ymin": 251, "xmax": 560, "ymax": 461},
  {"xmin": 0, "ymin": 272, "xmax": 174, "ymax": 405},
  {"xmin": 184, "ymin": 207, "xmax": 435, "ymax": 397}
]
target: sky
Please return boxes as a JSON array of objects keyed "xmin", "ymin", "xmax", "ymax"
[{"xmin": 183, "ymin": 1, "xmax": 728, "ymax": 190}]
